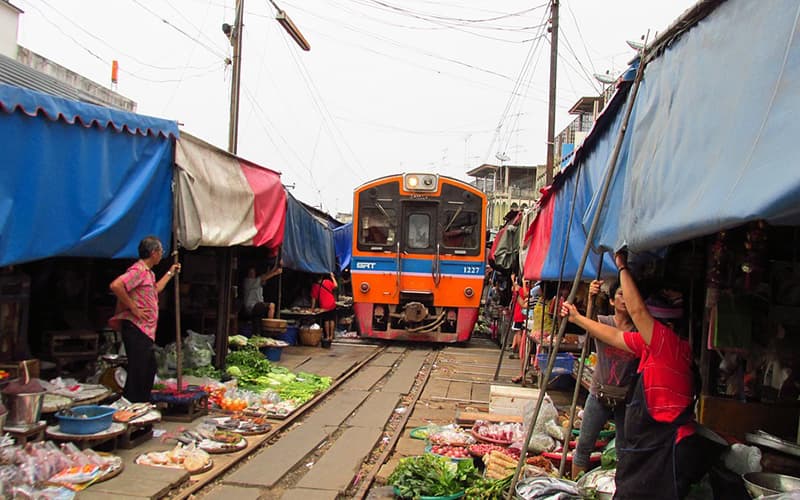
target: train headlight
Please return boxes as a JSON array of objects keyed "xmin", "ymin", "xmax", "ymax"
[
  {"xmin": 464, "ymin": 287, "xmax": 474, "ymax": 298},
  {"xmin": 403, "ymin": 173, "xmax": 438, "ymax": 192},
  {"xmin": 359, "ymin": 282, "xmax": 370, "ymax": 293}
]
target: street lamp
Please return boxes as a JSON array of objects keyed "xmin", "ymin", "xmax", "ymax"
[{"xmin": 271, "ymin": 0, "xmax": 311, "ymax": 51}]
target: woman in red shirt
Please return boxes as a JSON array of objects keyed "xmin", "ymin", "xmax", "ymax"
[
  {"xmin": 311, "ymin": 273, "xmax": 338, "ymax": 348},
  {"xmin": 560, "ymin": 251, "xmax": 707, "ymax": 499}
]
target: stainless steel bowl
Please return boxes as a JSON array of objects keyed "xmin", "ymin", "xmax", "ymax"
[{"xmin": 742, "ymin": 472, "xmax": 800, "ymax": 498}]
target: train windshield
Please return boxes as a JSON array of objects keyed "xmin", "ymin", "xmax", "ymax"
[
  {"xmin": 359, "ymin": 206, "xmax": 396, "ymax": 246},
  {"xmin": 441, "ymin": 209, "xmax": 479, "ymax": 249}
]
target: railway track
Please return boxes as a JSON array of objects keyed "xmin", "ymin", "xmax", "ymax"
[{"xmin": 187, "ymin": 342, "xmax": 442, "ymax": 499}]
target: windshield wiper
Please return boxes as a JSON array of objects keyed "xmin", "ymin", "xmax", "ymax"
[
  {"xmin": 375, "ymin": 201, "xmax": 393, "ymax": 226},
  {"xmin": 443, "ymin": 206, "xmax": 463, "ymax": 233}
]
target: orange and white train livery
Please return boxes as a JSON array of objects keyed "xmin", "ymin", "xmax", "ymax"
[{"xmin": 351, "ymin": 173, "xmax": 487, "ymax": 343}]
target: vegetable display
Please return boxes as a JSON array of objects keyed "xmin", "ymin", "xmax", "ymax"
[
  {"xmin": 463, "ymin": 474, "xmax": 513, "ymax": 500},
  {"xmin": 388, "ymin": 454, "xmax": 480, "ymax": 499},
  {"xmin": 221, "ymin": 346, "xmax": 332, "ymax": 408}
]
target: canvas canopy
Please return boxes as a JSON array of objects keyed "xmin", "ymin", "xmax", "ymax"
[
  {"xmin": 174, "ymin": 133, "xmax": 286, "ymax": 251},
  {"xmin": 0, "ymin": 83, "xmax": 177, "ymax": 266}
]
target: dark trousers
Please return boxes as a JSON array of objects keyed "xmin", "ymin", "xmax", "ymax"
[
  {"xmin": 251, "ymin": 302, "xmax": 268, "ymax": 336},
  {"xmin": 121, "ymin": 320, "xmax": 157, "ymax": 403}
]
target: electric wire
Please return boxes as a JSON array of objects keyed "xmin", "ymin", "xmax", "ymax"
[
  {"xmin": 564, "ymin": 0, "xmax": 598, "ymax": 76},
  {"xmin": 483, "ymin": 6, "xmax": 550, "ymax": 163},
  {"xmin": 559, "ymin": 27, "xmax": 602, "ymax": 93},
  {"xmin": 130, "ymin": 0, "xmax": 229, "ymax": 58},
  {"xmin": 36, "ymin": 0, "xmax": 223, "ymax": 72},
  {"xmin": 346, "ymin": 0, "xmax": 542, "ymax": 44},
  {"xmin": 268, "ymin": 10, "xmax": 369, "ymax": 182}
]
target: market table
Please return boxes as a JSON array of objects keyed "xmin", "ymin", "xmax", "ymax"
[
  {"xmin": 47, "ymin": 421, "xmax": 126, "ymax": 451},
  {"xmin": 278, "ymin": 308, "xmax": 325, "ymax": 326}
]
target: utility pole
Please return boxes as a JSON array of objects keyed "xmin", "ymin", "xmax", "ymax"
[
  {"xmin": 228, "ymin": 0, "xmax": 244, "ymax": 154},
  {"xmin": 544, "ymin": 0, "xmax": 559, "ymax": 186}
]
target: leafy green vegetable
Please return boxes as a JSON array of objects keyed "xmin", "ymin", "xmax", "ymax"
[
  {"xmin": 463, "ymin": 474, "xmax": 513, "ymax": 499},
  {"xmin": 185, "ymin": 365, "xmax": 222, "ymax": 378},
  {"xmin": 387, "ymin": 454, "xmax": 480, "ymax": 499}
]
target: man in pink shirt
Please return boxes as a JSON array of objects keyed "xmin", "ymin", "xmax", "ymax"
[{"xmin": 109, "ymin": 236, "xmax": 180, "ymax": 402}]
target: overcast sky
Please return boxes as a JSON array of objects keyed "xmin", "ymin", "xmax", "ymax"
[{"xmin": 14, "ymin": 0, "xmax": 695, "ymax": 215}]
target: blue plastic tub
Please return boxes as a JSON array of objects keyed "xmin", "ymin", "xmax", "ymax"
[
  {"xmin": 56, "ymin": 405, "xmax": 116, "ymax": 435},
  {"xmin": 262, "ymin": 346, "xmax": 283, "ymax": 362},
  {"xmin": 536, "ymin": 352, "xmax": 575, "ymax": 379},
  {"xmin": 275, "ymin": 325, "xmax": 298, "ymax": 346}
]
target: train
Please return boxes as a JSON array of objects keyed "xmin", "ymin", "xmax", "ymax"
[{"xmin": 351, "ymin": 173, "xmax": 487, "ymax": 343}]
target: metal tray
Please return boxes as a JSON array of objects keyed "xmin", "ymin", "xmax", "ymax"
[{"xmin": 746, "ymin": 431, "xmax": 800, "ymax": 458}]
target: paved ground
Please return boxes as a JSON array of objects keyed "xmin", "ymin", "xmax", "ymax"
[
  {"xmin": 75, "ymin": 342, "xmax": 380, "ymax": 500},
  {"xmin": 203, "ymin": 344, "xmax": 431, "ymax": 499},
  {"xmin": 74, "ymin": 336, "xmax": 563, "ymax": 499}
]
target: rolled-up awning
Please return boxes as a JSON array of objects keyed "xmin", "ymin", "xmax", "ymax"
[{"xmin": 174, "ymin": 133, "xmax": 286, "ymax": 250}]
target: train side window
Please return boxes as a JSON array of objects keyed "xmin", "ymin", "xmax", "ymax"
[
  {"xmin": 442, "ymin": 210, "xmax": 479, "ymax": 249},
  {"xmin": 407, "ymin": 213, "xmax": 430, "ymax": 249}
]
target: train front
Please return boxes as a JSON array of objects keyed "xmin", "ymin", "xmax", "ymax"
[{"xmin": 351, "ymin": 173, "xmax": 487, "ymax": 343}]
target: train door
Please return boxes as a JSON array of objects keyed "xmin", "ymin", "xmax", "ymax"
[{"xmin": 400, "ymin": 202, "xmax": 437, "ymax": 256}]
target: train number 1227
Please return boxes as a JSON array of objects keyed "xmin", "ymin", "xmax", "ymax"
[{"xmin": 462, "ymin": 266, "xmax": 481, "ymax": 274}]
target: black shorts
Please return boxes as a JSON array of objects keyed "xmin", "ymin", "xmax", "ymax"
[
  {"xmin": 512, "ymin": 321, "xmax": 524, "ymax": 331},
  {"xmin": 320, "ymin": 309, "xmax": 336, "ymax": 322}
]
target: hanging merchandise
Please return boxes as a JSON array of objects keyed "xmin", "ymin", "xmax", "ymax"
[
  {"xmin": 705, "ymin": 231, "xmax": 727, "ymax": 308},
  {"xmin": 741, "ymin": 220, "xmax": 767, "ymax": 292}
]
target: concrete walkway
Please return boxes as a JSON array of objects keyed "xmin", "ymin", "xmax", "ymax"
[{"xmin": 199, "ymin": 345, "xmax": 430, "ymax": 499}]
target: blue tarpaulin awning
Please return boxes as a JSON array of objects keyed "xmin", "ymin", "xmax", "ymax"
[
  {"xmin": 333, "ymin": 223, "xmax": 352, "ymax": 271},
  {"xmin": 591, "ymin": 0, "xmax": 800, "ymax": 252},
  {"xmin": 0, "ymin": 83, "xmax": 178, "ymax": 266},
  {"xmin": 281, "ymin": 193, "xmax": 337, "ymax": 274}
]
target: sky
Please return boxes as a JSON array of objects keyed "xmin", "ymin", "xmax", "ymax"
[{"xmin": 13, "ymin": 0, "xmax": 696, "ymax": 216}]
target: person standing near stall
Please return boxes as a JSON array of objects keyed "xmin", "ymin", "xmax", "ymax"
[
  {"xmin": 242, "ymin": 266, "xmax": 283, "ymax": 336},
  {"xmin": 572, "ymin": 279, "xmax": 638, "ymax": 479},
  {"xmin": 311, "ymin": 272, "xmax": 338, "ymax": 348},
  {"xmin": 560, "ymin": 251, "xmax": 707, "ymax": 499},
  {"xmin": 109, "ymin": 236, "xmax": 180, "ymax": 403}
]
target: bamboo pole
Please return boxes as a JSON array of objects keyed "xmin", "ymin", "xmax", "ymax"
[
  {"xmin": 506, "ymin": 38, "xmax": 649, "ymax": 498},
  {"xmin": 493, "ymin": 283, "xmax": 517, "ymax": 381},
  {"xmin": 172, "ymin": 240, "xmax": 183, "ymax": 393},
  {"xmin": 558, "ymin": 253, "xmax": 603, "ymax": 477}
]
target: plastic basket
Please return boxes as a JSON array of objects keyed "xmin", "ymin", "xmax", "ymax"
[
  {"xmin": 56, "ymin": 405, "xmax": 116, "ymax": 435},
  {"xmin": 262, "ymin": 346, "xmax": 283, "ymax": 362},
  {"xmin": 536, "ymin": 353, "xmax": 575, "ymax": 378},
  {"xmin": 275, "ymin": 325, "xmax": 298, "ymax": 346}
]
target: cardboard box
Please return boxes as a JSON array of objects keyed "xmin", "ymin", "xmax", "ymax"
[{"xmin": 489, "ymin": 384, "xmax": 541, "ymax": 417}]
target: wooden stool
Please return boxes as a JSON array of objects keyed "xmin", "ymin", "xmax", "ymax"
[
  {"xmin": 118, "ymin": 410, "xmax": 161, "ymax": 449},
  {"xmin": 4, "ymin": 421, "xmax": 46, "ymax": 445}
]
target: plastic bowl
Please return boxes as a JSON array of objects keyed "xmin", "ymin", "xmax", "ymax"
[
  {"xmin": 56, "ymin": 405, "xmax": 116, "ymax": 435},
  {"xmin": 742, "ymin": 472, "xmax": 800, "ymax": 498}
]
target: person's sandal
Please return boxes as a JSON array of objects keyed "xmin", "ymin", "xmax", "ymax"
[
  {"xmin": 511, "ymin": 375, "xmax": 523, "ymax": 384},
  {"xmin": 508, "ymin": 353, "xmax": 519, "ymax": 359}
]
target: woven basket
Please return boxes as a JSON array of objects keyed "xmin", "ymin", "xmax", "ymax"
[{"xmin": 299, "ymin": 327, "xmax": 322, "ymax": 347}]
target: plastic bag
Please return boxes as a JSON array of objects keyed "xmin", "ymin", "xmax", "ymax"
[
  {"xmin": 723, "ymin": 443, "xmax": 762, "ymax": 475},
  {"xmin": 185, "ymin": 330, "xmax": 215, "ymax": 368}
]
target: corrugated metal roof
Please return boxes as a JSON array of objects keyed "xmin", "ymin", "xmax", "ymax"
[{"xmin": 0, "ymin": 52, "xmax": 108, "ymax": 106}]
